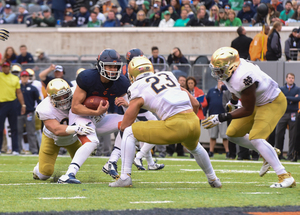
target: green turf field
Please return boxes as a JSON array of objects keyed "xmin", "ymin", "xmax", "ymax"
[{"xmin": 0, "ymin": 154, "xmax": 299, "ymax": 213}]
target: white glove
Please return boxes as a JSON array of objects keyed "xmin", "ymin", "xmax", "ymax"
[
  {"xmin": 66, "ymin": 124, "xmax": 95, "ymax": 136},
  {"xmin": 202, "ymin": 115, "xmax": 221, "ymax": 129},
  {"xmin": 226, "ymin": 100, "xmax": 242, "ymax": 112}
]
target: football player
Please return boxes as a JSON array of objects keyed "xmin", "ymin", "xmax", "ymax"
[
  {"xmin": 105, "ymin": 48, "xmax": 165, "ymax": 174},
  {"xmin": 109, "ymin": 56, "xmax": 221, "ymax": 188},
  {"xmin": 202, "ymin": 47, "xmax": 296, "ymax": 188},
  {"xmin": 33, "ymin": 78, "xmax": 95, "ymax": 180},
  {"xmin": 58, "ymin": 49, "xmax": 130, "ymax": 184}
]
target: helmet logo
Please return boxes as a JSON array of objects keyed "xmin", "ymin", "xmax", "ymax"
[{"xmin": 126, "ymin": 52, "xmax": 131, "ymax": 60}]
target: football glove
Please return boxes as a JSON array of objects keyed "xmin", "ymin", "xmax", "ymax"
[
  {"xmin": 66, "ymin": 124, "xmax": 95, "ymax": 136},
  {"xmin": 0, "ymin": 29, "xmax": 9, "ymax": 41},
  {"xmin": 202, "ymin": 115, "xmax": 221, "ymax": 129},
  {"xmin": 226, "ymin": 100, "xmax": 242, "ymax": 112}
]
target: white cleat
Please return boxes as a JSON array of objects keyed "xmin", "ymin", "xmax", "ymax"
[
  {"xmin": 109, "ymin": 175, "xmax": 132, "ymax": 187},
  {"xmin": 133, "ymin": 158, "xmax": 146, "ymax": 170},
  {"xmin": 102, "ymin": 161, "xmax": 119, "ymax": 179},
  {"xmin": 57, "ymin": 173, "xmax": 81, "ymax": 184},
  {"xmin": 209, "ymin": 178, "xmax": 222, "ymax": 188},
  {"xmin": 270, "ymin": 172, "xmax": 296, "ymax": 188},
  {"xmin": 33, "ymin": 163, "xmax": 40, "ymax": 180},
  {"xmin": 148, "ymin": 163, "xmax": 165, "ymax": 170},
  {"xmin": 259, "ymin": 147, "xmax": 281, "ymax": 177}
]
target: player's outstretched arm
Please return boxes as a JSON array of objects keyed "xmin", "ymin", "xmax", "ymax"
[
  {"xmin": 44, "ymin": 119, "xmax": 72, "ymax": 136},
  {"xmin": 120, "ymin": 97, "xmax": 144, "ymax": 132},
  {"xmin": 0, "ymin": 28, "xmax": 9, "ymax": 41}
]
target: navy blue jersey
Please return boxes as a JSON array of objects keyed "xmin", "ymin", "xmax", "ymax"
[{"xmin": 76, "ymin": 69, "xmax": 130, "ymax": 113}]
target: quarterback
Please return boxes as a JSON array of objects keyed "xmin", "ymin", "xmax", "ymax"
[
  {"xmin": 109, "ymin": 56, "xmax": 221, "ymax": 188},
  {"xmin": 33, "ymin": 78, "xmax": 94, "ymax": 180},
  {"xmin": 203, "ymin": 47, "xmax": 296, "ymax": 188},
  {"xmin": 58, "ymin": 49, "xmax": 130, "ymax": 184}
]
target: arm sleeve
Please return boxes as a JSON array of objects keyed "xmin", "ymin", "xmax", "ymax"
[
  {"xmin": 284, "ymin": 39, "xmax": 291, "ymax": 60},
  {"xmin": 270, "ymin": 33, "xmax": 279, "ymax": 54}
]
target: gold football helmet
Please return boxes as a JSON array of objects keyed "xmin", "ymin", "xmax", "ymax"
[
  {"xmin": 128, "ymin": 56, "xmax": 154, "ymax": 83},
  {"xmin": 25, "ymin": 68, "xmax": 35, "ymax": 81},
  {"xmin": 11, "ymin": 65, "xmax": 22, "ymax": 76},
  {"xmin": 47, "ymin": 78, "xmax": 72, "ymax": 110},
  {"xmin": 210, "ymin": 47, "xmax": 240, "ymax": 81},
  {"xmin": 76, "ymin": 68, "xmax": 85, "ymax": 77}
]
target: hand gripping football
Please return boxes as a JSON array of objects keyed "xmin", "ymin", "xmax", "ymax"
[{"xmin": 83, "ymin": 96, "xmax": 107, "ymax": 110}]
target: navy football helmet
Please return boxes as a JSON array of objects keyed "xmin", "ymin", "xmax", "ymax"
[
  {"xmin": 96, "ymin": 49, "xmax": 123, "ymax": 81},
  {"xmin": 126, "ymin": 48, "xmax": 144, "ymax": 64}
]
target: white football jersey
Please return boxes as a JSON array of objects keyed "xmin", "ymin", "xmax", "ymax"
[
  {"xmin": 36, "ymin": 97, "xmax": 77, "ymax": 146},
  {"xmin": 128, "ymin": 71, "xmax": 192, "ymax": 120},
  {"xmin": 223, "ymin": 59, "xmax": 281, "ymax": 106}
]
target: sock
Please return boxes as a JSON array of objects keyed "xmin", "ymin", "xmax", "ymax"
[
  {"xmin": 189, "ymin": 142, "xmax": 217, "ymax": 181},
  {"xmin": 66, "ymin": 141, "xmax": 97, "ymax": 175},
  {"xmin": 251, "ymin": 139, "xmax": 286, "ymax": 175},
  {"xmin": 109, "ymin": 147, "xmax": 121, "ymax": 163},
  {"xmin": 228, "ymin": 134, "xmax": 259, "ymax": 152},
  {"xmin": 120, "ymin": 126, "xmax": 136, "ymax": 180},
  {"xmin": 136, "ymin": 142, "xmax": 155, "ymax": 166}
]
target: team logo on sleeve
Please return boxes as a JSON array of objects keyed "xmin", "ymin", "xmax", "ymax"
[
  {"xmin": 127, "ymin": 90, "xmax": 131, "ymax": 100},
  {"xmin": 243, "ymin": 76, "xmax": 253, "ymax": 86}
]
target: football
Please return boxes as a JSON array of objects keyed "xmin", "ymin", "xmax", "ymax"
[{"xmin": 83, "ymin": 96, "xmax": 107, "ymax": 110}]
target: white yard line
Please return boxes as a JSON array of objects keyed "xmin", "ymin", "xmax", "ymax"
[
  {"xmin": 242, "ymin": 192, "xmax": 281, "ymax": 194},
  {"xmin": 130, "ymin": 201, "xmax": 173, "ymax": 204},
  {"xmin": 38, "ymin": 196, "xmax": 86, "ymax": 200}
]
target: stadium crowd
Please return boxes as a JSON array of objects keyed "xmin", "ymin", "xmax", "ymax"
[{"xmin": 1, "ymin": 0, "xmax": 300, "ymax": 27}]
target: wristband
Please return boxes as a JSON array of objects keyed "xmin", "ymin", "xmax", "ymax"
[
  {"xmin": 218, "ymin": 113, "xmax": 232, "ymax": 122},
  {"xmin": 22, "ymin": 104, "xmax": 26, "ymax": 107}
]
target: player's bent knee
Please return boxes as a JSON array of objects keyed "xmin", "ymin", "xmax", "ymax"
[
  {"xmin": 123, "ymin": 126, "xmax": 134, "ymax": 138},
  {"xmin": 40, "ymin": 164, "xmax": 54, "ymax": 178}
]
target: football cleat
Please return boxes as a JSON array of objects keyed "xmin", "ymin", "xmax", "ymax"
[
  {"xmin": 109, "ymin": 175, "xmax": 132, "ymax": 187},
  {"xmin": 57, "ymin": 173, "xmax": 81, "ymax": 184},
  {"xmin": 102, "ymin": 161, "xmax": 119, "ymax": 179},
  {"xmin": 259, "ymin": 147, "xmax": 281, "ymax": 177},
  {"xmin": 270, "ymin": 172, "xmax": 296, "ymax": 188},
  {"xmin": 133, "ymin": 158, "xmax": 146, "ymax": 170},
  {"xmin": 209, "ymin": 178, "xmax": 222, "ymax": 188},
  {"xmin": 148, "ymin": 163, "xmax": 165, "ymax": 171},
  {"xmin": 33, "ymin": 164, "xmax": 40, "ymax": 180}
]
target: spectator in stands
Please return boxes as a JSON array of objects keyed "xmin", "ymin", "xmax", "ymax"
[
  {"xmin": 231, "ymin": 26, "xmax": 253, "ymax": 59},
  {"xmin": 39, "ymin": 64, "xmax": 73, "ymax": 87},
  {"xmin": 32, "ymin": 8, "xmax": 56, "ymax": 27},
  {"xmin": 120, "ymin": 4, "xmax": 136, "ymax": 26},
  {"xmin": 88, "ymin": 11, "xmax": 101, "ymax": 27},
  {"xmin": 286, "ymin": 4, "xmax": 300, "ymax": 23},
  {"xmin": 167, "ymin": 47, "xmax": 189, "ymax": 78},
  {"xmin": 214, "ymin": 0, "xmax": 224, "ymax": 9},
  {"xmin": 35, "ymin": 48, "xmax": 51, "ymax": 63},
  {"xmin": 224, "ymin": 3, "xmax": 231, "ymax": 14},
  {"xmin": 275, "ymin": 73, "xmax": 300, "ymax": 160},
  {"xmin": 237, "ymin": 2, "xmax": 255, "ymax": 24},
  {"xmin": 266, "ymin": 21, "xmax": 282, "ymax": 61},
  {"xmin": 265, "ymin": 3, "xmax": 280, "ymax": 26},
  {"xmin": 184, "ymin": 4, "xmax": 195, "ymax": 19},
  {"xmin": 159, "ymin": 10, "xmax": 175, "ymax": 27},
  {"xmin": 75, "ymin": 6, "xmax": 90, "ymax": 27},
  {"xmin": 149, "ymin": 11, "xmax": 161, "ymax": 26},
  {"xmin": 168, "ymin": 5, "xmax": 180, "ymax": 21},
  {"xmin": 186, "ymin": 8, "xmax": 215, "ymax": 26},
  {"xmin": 228, "ymin": 0, "xmax": 244, "ymax": 12},
  {"xmin": 215, "ymin": 8, "xmax": 227, "ymax": 26},
  {"xmin": 148, "ymin": 3, "xmax": 160, "ymax": 19},
  {"xmin": 103, "ymin": 0, "xmax": 115, "ymax": 15},
  {"xmin": 170, "ymin": 0, "xmax": 181, "ymax": 15},
  {"xmin": 61, "ymin": 11, "xmax": 77, "ymax": 27},
  {"xmin": 0, "ymin": 4, "xmax": 16, "ymax": 24},
  {"xmin": 102, "ymin": 10, "xmax": 120, "ymax": 27},
  {"xmin": 205, "ymin": 80, "xmax": 229, "ymax": 158},
  {"xmin": 133, "ymin": 10, "xmax": 149, "ymax": 26},
  {"xmin": 17, "ymin": 70, "xmax": 40, "ymax": 155},
  {"xmin": 174, "ymin": 9, "xmax": 190, "ymax": 26},
  {"xmin": 148, "ymin": 46, "xmax": 166, "ymax": 71},
  {"xmin": 142, "ymin": 1, "xmax": 150, "ymax": 15},
  {"xmin": 92, "ymin": 5, "xmax": 106, "ymax": 23},
  {"xmin": 252, "ymin": 0, "xmax": 261, "ymax": 11},
  {"xmin": 277, "ymin": 1, "xmax": 294, "ymax": 22},
  {"xmin": 16, "ymin": 45, "xmax": 34, "ymax": 65},
  {"xmin": 111, "ymin": 5, "xmax": 121, "ymax": 20},
  {"xmin": 0, "ymin": 1, "xmax": 4, "ymax": 15},
  {"xmin": 0, "ymin": 61, "xmax": 26, "ymax": 156},
  {"xmin": 1, "ymin": 46, "xmax": 17, "ymax": 64},
  {"xmin": 225, "ymin": 9, "xmax": 242, "ymax": 26},
  {"xmin": 65, "ymin": 3, "xmax": 73, "ymax": 14},
  {"xmin": 271, "ymin": 0, "xmax": 284, "ymax": 12},
  {"xmin": 51, "ymin": 0, "xmax": 66, "ymax": 23},
  {"xmin": 249, "ymin": 25, "xmax": 270, "ymax": 61},
  {"xmin": 16, "ymin": 4, "xmax": 29, "ymax": 24},
  {"xmin": 209, "ymin": 5, "xmax": 219, "ymax": 22},
  {"xmin": 129, "ymin": 0, "xmax": 139, "ymax": 13},
  {"xmin": 284, "ymin": 28, "xmax": 300, "ymax": 61}
]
